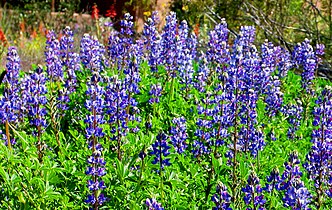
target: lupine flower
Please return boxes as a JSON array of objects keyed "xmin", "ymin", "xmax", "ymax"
[
  {"xmin": 236, "ymin": 44, "xmax": 265, "ymax": 157},
  {"xmin": 263, "ymin": 168, "xmax": 281, "ymax": 193},
  {"xmin": 104, "ymin": 75, "xmax": 140, "ymax": 159},
  {"xmin": 292, "ymin": 39, "xmax": 317, "ymax": 93},
  {"xmin": 315, "ymin": 43, "xmax": 325, "ymax": 64},
  {"xmin": 60, "ymin": 26, "xmax": 74, "ymax": 66},
  {"xmin": 80, "ymin": 33, "xmax": 94, "ymax": 69},
  {"xmin": 105, "ymin": 76, "xmax": 128, "ymax": 140},
  {"xmin": 149, "ymin": 84, "xmax": 162, "ymax": 104},
  {"xmin": 261, "ymin": 41, "xmax": 284, "ymax": 117},
  {"xmin": 108, "ymin": 13, "xmax": 135, "ymax": 72},
  {"xmin": 303, "ymin": 87, "xmax": 332, "ymax": 205},
  {"xmin": 26, "ymin": 66, "xmax": 48, "ymax": 136},
  {"xmin": 237, "ymin": 88, "xmax": 265, "ymax": 157},
  {"xmin": 107, "ymin": 30, "xmax": 121, "ymax": 69},
  {"xmin": 142, "ymin": 11, "xmax": 161, "ymax": 73},
  {"xmin": 192, "ymin": 140, "xmax": 211, "ymax": 158},
  {"xmin": 149, "ymin": 132, "xmax": 171, "ymax": 172},
  {"xmin": 264, "ymin": 76, "xmax": 283, "ymax": 118},
  {"xmin": 0, "ymin": 129, "xmax": 7, "ymax": 144},
  {"xmin": 211, "ymin": 183, "xmax": 232, "ymax": 210},
  {"xmin": 177, "ymin": 20, "xmax": 197, "ymax": 93},
  {"xmin": 123, "ymin": 41, "xmax": 142, "ymax": 134},
  {"xmin": 104, "ymin": 76, "xmax": 129, "ymax": 157},
  {"xmin": 242, "ymin": 173, "xmax": 266, "ymax": 210},
  {"xmin": 170, "ymin": 116, "xmax": 187, "ymax": 154},
  {"xmin": 278, "ymin": 152, "xmax": 312, "ymax": 209},
  {"xmin": 283, "ymin": 181, "xmax": 312, "ymax": 209},
  {"xmin": 268, "ymin": 131, "xmax": 277, "ymax": 141},
  {"xmin": 281, "ymin": 100, "xmax": 303, "ymax": 140},
  {"xmin": 0, "ymin": 46, "xmax": 21, "ymax": 123},
  {"xmin": 193, "ymin": 56, "xmax": 210, "ymax": 93},
  {"xmin": 145, "ymin": 198, "xmax": 164, "ymax": 210},
  {"xmin": 206, "ymin": 19, "xmax": 229, "ymax": 66},
  {"xmin": 161, "ymin": 11, "xmax": 177, "ymax": 78},
  {"xmin": 275, "ymin": 46, "xmax": 293, "ymax": 78},
  {"xmin": 0, "ymin": 46, "xmax": 21, "ymax": 147},
  {"xmin": 60, "ymin": 26, "xmax": 79, "ymax": 94},
  {"xmin": 193, "ymin": 91, "xmax": 215, "ymax": 158},
  {"xmin": 45, "ymin": 30, "xmax": 63, "ymax": 81},
  {"xmin": 225, "ymin": 25, "xmax": 258, "ymax": 163},
  {"xmin": 63, "ymin": 52, "xmax": 79, "ymax": 94},
  {"xmin": 84, "ymin": 68, "xmax": 107, "ymax": 208}
]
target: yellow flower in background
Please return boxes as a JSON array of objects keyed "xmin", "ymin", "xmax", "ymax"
[
  {"xmin": 144, "ymin": 11, "xmax": 151, "ymax": 16},
  {"xmin": 182, "ymin": 5, "xmax": 189, "ymax": 11}
]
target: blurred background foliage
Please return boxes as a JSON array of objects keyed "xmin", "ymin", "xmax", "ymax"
[
  {"xmin": 0, "ymin": 0, "xmax": 332, "ymax": 66},
  {"xmin": 171, "ymin": 0, "xmax": 332, "ymax": 64}
]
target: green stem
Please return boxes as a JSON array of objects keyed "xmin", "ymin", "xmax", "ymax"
[
  {"xmin": 169, "ymin": 77, "xmax": 175, "ymax": 103},
  {"xmin": 5, "ymin": 120, "xmax": 11, "ymax": 151}
]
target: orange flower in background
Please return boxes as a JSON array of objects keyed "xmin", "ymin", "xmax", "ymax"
[
  {"xmin": 194, "ymin": 23, "xmax": 200, "ymax": 37},
  {"xmin": 31, "ymin": 28, "xmax": 37, "ymax": 39},
  {"xmin": 20, "ymin": 20, "xmax": 25, "ymax": 33},
  {"xmin": 38, "ymin": 22, "xmax": 46, "ymax": 36},
  {"xmin": 92, "ymin": 4, "xmax": 99, "ymax": 20},
  {"xmin": 106, "ymin": 4, "xmax": 117, "ymax": 18},
  {"xmin": 0, "ymin": 28, "xmax": 7, "ymax": 47}
]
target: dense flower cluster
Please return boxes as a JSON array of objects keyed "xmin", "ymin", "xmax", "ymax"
[
  {"xmin": 212, "ymin": 183, "xmax": 232, "ymax": 210},
  {"xmin": 0, "ymin": 47, "xmax": 21, "ymax": 146},
  {"xmin": 1, "ymin": 11, "xmax": 330, "ymax": 210},
  {"xmin": 60, "ymin": 26, "xmax": 79, "ymax": 94},
  {"xmin": 263, "ymin": 168, "xmax": 281, "ymax": 193},
  {"xmin": 304, "ymin": 87, "xmax": 332, "ymax": 203},
  {"xmin": 281, "ymin": 100, "xmax": 303, "ymax": 139},
  {"xmin": 279, "ymin": 152, "xmax": 311, "ymax": 209},
  {"xmin": 84, "ymin": 69, "xmax": 107, "ymax": 208},
  {"xmin": 293, "ymin": 39, "xmax": 318, "ymax": 93},
  {"xmin": 0, "ymin": 47, "xmax": 21, "ymax": 123},
  {"xmin": 142, "ymin": 11, "xmax": 161, "ymax": 73},
  {"xmin": 177, "ymin": 20, "xmax": 197, "ymax": 92},
  {"xmin": 242, "ymin": 173, "xmax": 266, "ymax": 210},
  {"xmin": 149, "ymin": 84, "xmax": 162, "ymax": 104},
  {"xmin": 26, "ymin": 66, "xmax": 48, "ymax": 136},
  {"xmin": 145, "ymin": 198, "xmax": 164, "ymax": 210},
  {"xmin": 149, "ymin": 132, "xmax": 171, "ymax": 172},
  {"xmin": 161, "ymin": 11, "xmax": 177, "ymax": 78},
  {"xmin": 170, "ymin": 116, "xmax": 187, "ymax": 154},
  {"xmin": 45, "ymin": 30, "xmax": 63, "ymax": 81}
]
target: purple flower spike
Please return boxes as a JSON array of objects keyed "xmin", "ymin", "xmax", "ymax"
[
  {"xmin": 149, "ymin": 84, "xmax": 162, "ymax": 104},
  {"xmin": 149, "ymin": 132, "xmax": 171, "ymax": 173},
  {"xmin": 145, "ymin": 198, "xmax": 164, "ymax": 210},
  {"xmin": 212, "ymin": 183, "xmax": 232, "ymax": 210},
  {"xmin": 278, "ymin": 152, "xmax": 312, "ymax": 209},
  {"xmin": 242, "ymin": 173, "xmax": 266, "ymax": 210},
  {"xmin": 170, "ymin": 116, "xmax": 188, "ymax": 154},
  {"xmin": 303, "ymin": 87, "xmax": 332, "ymax": 207},
  {"xmin": 84, "ymin": 67, "xmax": 107, "ymax": 208}
]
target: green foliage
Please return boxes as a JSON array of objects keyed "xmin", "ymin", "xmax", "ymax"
[{"xmin": 0, "ymin": 58, "xmax": 331, "ymax": 209}]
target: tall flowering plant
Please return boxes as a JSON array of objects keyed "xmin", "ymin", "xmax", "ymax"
[
  {"xmin": 303, "ymin": 87, "xmax": 332, "ymax": 208},
  {"xmin": 142, "ymin": 11, "xmax": 161, "ymax": 73},
  {"xmin": 279, "ymin": 152, "xmax": 312, "ymax": 209},
  {"xmin": 45, "ymin": 30, "xmax": 63, "ymax": 82},
  {"xmin": 0, "ymin": 46, "xmax": 21, "ymax": 149},
  {"xmin": 84, "ymin": 70, "xmax": 107, "ymax": 209},
  {"xmin": 25, "ymin": 66, "xmax": 48, "ymax": 161}
]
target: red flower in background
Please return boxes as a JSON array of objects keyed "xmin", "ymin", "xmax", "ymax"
[
  {"xmin": 194, "ymin": 23, "xmax": 200, "ymax": 37},
  {"xmin": 0, "ymin": 28, "xmax": 7, "ymax": 46},
  {"xmin": 106, "ymin": 4, "xmax": 117, "ymax": 18},
  {"xmin": 91, "ymin": 4, "xmax": 99, "ymax": 20}
]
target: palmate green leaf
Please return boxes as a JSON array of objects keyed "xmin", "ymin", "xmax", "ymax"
[
  {"xmin": 43, "ymin": 183, "xmax": 61, "ymax": 200},
  {"xmin": 0, "ymin": 166, "xmax": 10, "ymax": 187}
]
